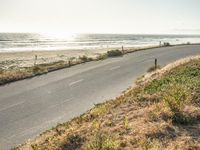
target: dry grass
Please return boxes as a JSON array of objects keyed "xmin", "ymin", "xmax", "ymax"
[
  {"xmin": 14, "ymin": 56, "xmax": 200, "ymax": 150},
  {"xmin": 0, "ymin": 61, "xmax": 67, "ymax": 85},
  {"xmin": 147, "ymin": 65, "xmax": 161, "ymax": 72},
  {"xmin": 0, "ymin": 58, "xmax": 90, "ymax": 85}
]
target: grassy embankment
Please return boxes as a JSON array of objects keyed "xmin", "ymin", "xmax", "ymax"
[{"xmin": 15, "ymin": 56, "xmax": 200, "ymax": 150}]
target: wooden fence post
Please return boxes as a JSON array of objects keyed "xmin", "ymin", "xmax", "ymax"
[
  {"xmin": 155, "ymin": 58, "xmax": 157, "ymax": 69},
  {"xmin": 34, "ymin": 55, "xmax": 37, "ymax": 66},
  {"xmin": 122, "ymin": 46, "xmax": 124, "ymax": 54}
]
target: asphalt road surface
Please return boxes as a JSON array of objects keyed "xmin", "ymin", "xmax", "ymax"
[{"xmin": 0, "ymin": 45, "xmax": 200, "ymax": 149}]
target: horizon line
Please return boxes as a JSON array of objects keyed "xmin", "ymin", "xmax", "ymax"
[{"xmin": 0, "ymin": 31, "xmax": 200, "ymax": 36}]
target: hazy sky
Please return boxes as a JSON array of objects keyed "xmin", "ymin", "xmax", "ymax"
[{"xmin": 0, "ymin": 0, "xmax": 200, "ymax": 34}]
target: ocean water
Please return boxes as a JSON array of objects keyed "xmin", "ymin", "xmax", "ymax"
[{"xmin": 0, "ymin": 33, "xmax": 200, "ymax": 52}]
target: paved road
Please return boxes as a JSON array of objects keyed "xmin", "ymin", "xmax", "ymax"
[{"xmin": 0, "ymin": 45, "xmax": 200, "ymax": 149}]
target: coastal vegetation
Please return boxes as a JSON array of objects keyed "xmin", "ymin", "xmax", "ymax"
[
  {"xmin": 0, "ymin": 49, "xmax": 124, "ymax": 85},
  {"xmin": 15, "ymin": 57, "xmax": 200, "ymax": 150},
  {"xmin": 0, "ymin": 61, "xmax": 69, "ymax": 85},
  {"xmin": 107, "ymin": 49, "xmax": 123, "ymax": 57}
]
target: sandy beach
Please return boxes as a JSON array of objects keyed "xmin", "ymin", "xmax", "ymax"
[
  {"xmin": 0, "ymin": 49, "xmax": 110, "ymax": 70},
  {"xmin": 0, "ymin": 45, "xmax": 150, "ymax": 70}
]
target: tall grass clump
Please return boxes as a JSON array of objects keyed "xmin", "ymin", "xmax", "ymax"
[
  {"xmin": 163, "ymin": 84, "xmax": 190, "ymax": 113},
  {"xmin": 163, "ymin": 84, "xmax": 193, "ymax": 124},
  {"xmin": 86, "ymin": 133, "xmax": 119, "ymax": 150},
  {"xmin": 124, "ymin": 115, "xmax": 129, "ymax": 130}
]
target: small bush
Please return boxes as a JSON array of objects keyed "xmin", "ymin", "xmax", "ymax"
[
  {"xmin": 107, "ymin": 50, "xmax": 123, "ymax": 57},
  {"xmin": 79, "ymin": 55, "xmax": 89, "ymax": 62},
  {"xmin": 32, "ymin": 66, "xmax": 47, "ymax": 75},
  {"xmin": 97, "ymin": 54, "xmax": 108, "ymax": 60},
  {"xmin": 90, "ymin": 103, "xmax": 108, "ymax": 119},
  {"xmin": 79, "ymin": 55, "xmax": 93, "ymax": 62},
  {"xmin": 172, "ymin": 112, "xmax": 193, "ymax": 125},
  {"xmin": 163, "ymin": 84, "xmax": 194, "ymax": 124},
  {"xmin": 88, "ymin": 57, "xmax": 94, "ymax": 61},
  {"xmin": 163, "ymin": 84, "xmax": 190, "ymax": 112},
  {"xmin": 163, "ymin": 42, "xmax": 171, "ymax": 47},
  {"xmin": 62, "ymin": 135, "xmax": 84, "ymax": 150}
]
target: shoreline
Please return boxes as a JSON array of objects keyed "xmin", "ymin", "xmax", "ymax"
[{"xmin": 1, "ymin": 42, "xmax": 199, "ymax": 54}]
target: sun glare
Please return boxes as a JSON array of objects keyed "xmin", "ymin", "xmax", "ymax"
[{"xmin": 41, "ymin": 32, "xmax": 76, "ymax": 40}]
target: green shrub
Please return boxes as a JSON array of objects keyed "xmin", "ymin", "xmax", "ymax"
[
  {"xmin": 107, "ymin": 50, "xmax": 123, "ymax": 57},
  {"xmin": 97, "ymin": 54, "xmax": 108, "ymax": 60},
  {"xmin": 144, "ymin": 78, "xmax": 171, "ymax": 94},
  {"xmin": 163, "ymin": 84, "xmax": 190, "ymax": 112},
  {"xmin": 162, "ymin": 84, "xmax": 194, "ymax": 124},
  {"xmin": 79, "ymin": 55, "xmax": 93, "ymax": 62}
]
